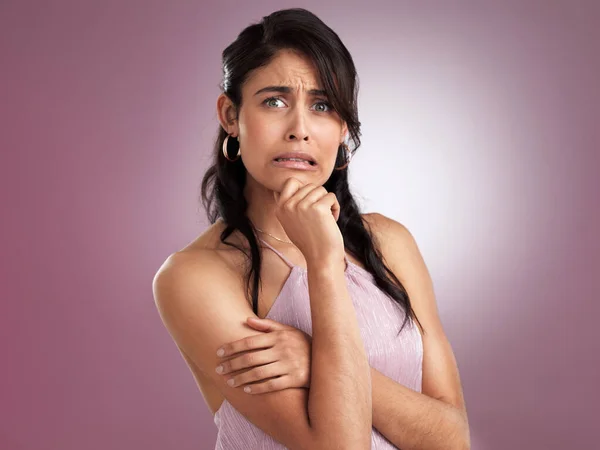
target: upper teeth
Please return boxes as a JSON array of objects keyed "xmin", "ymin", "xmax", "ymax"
[{"xmin": 276, "ymin": 158, "xmax": 312, "ymax": 163}]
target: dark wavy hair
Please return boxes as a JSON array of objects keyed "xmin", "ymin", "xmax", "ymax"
[{"xmin": 200, "ymin": 8, "xmax": 423, "ymax": 337}]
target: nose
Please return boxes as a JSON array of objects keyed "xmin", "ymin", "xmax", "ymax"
[{"xmin": 285, "ymin": 106, "xmax": 310, "ymax": 142}]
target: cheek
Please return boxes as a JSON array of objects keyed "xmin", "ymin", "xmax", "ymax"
[
  {"xmin": 239, "ymin": 119, "xmax": 276, "ymax": 153},
  {"xmin": 313, "ymin": 120, "xmax": 342, "ymax": 141},
  {"xmin": 315, "ymin": 128, "xmax": 343, "ymax": 159}
]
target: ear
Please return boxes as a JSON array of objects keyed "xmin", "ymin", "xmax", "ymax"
[
  {"xmin": 340, "ymin": 121, "xmax": 349, "ymax": 142},
  {"xmin": 216, "ymin": 93, "xmax": 239, "ymax": 136}
]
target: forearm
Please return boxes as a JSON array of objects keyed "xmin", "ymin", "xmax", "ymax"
[
  {"xmin": 306, "ymin": 258, "xmax": 372, "ymax": 448},
  {"xmin": 371, "ymin": 367, "xmax": 470, "ymax": 450}
]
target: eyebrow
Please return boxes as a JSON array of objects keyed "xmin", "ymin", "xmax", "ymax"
[{"xmin": 253, "ymin": 85, "xmax": 328, "ymax": 97}]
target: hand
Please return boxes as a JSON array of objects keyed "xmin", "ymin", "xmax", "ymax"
[
  {"xmin": 273, "ymin": 177, "xmax": 344, "ymax": 265},
  {"xmin": 215, "ymin": 317, "xmax": 312, "ymax": 394}
]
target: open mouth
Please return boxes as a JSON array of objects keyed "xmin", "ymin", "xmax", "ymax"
[{"xmin": 273, "ymin": 158, "xmax": 316, "ymax": 166}]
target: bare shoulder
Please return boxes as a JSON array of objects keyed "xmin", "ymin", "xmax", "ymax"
[
  {"xmin": 360, "ymin": 212, "xmax": 430, "ymax": 304},
  {"xmin": 151, "ymin": 232, "xmax": 322, "ymax": 449},
  {"xmin": 361, "ymin": 212, "xmax": 410, "ymax": 239},
  {"xmin": 177, "ymin": 218, "xmax": 244, "ymax": 253},
  {"xmin": 169, "ymin": 219, "xmax": 249, "ymax": 274},
  {"xmin": 360, "ymin": 211, "xmax": 438, "ymax": 325},
  {"xmin": 360, "ymin": 212, "xmax": 414, "ymax": 264}
]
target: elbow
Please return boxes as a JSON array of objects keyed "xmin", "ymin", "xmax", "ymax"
[
  {"xmin": 460, "ymin": 432, "xmax": 471, "ymax": 450},
  {"xmin": 454, "ymin": 414, "xmax": 471, "ymax": 450},
  {"xmin": 454, "ymin": 436, "xmax": 470, "ymax": 450},
  {"xmin": 457, "ymin": 436, "xmax": 471, "ymax": 450}
]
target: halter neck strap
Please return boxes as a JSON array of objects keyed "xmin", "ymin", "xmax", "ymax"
[{"xmin": 258, "ymin": 237, "xmax": 350, "ymax": 270}]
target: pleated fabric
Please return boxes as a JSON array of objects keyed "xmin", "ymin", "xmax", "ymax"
[{"xmin": 214, "ymin": 238, "xmax": 423, "ymax": 449}]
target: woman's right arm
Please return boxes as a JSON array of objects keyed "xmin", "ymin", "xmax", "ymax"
[
  {"xmin": 153, "ymin": 250, "xmax": 371, "ymax": 450},
  {"xmin": 305, "ymin": 255, "xmax": 372, "ymax": 446}
]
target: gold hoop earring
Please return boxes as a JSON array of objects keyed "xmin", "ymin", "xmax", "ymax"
[
  {"xmin": 333, "ymin": 142, "xmax": 352, "ymax": 170},
  {"xmin": 222, "ymin": 134, "xmax": 241, "ymax": 161}
]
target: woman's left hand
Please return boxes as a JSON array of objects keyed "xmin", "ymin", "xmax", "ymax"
[{"xmin": 215, "ymin": 317, "xmax": 312, "ymax": 394}]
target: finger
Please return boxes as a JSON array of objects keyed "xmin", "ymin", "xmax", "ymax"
[
  {"xmin": 331, "ymin": 193, "xmax": 340, "ymax": 221},
  {"xmin": 246, "ymin": 317, "xmax": 271, "ymax": 330},
  {"xmin": 218, "ymin": 348, "xmax": 279, "ymax": 375},
  {"xmin": 219, "ymin": 332, "xmax": 275, "ymax": 358},
  {"xmin": 277, "ymin": 177, "xmax": 304, "ymax": 205},
  {"xmin": 246, "ymin": 317, "xmax": 290, "ymax": 332},
  {"xmin": 226, "ymin": 361, "xmax": 283, "ymax": 388},
  {"xmin": 284, "ymin": 183, "xmax": 322, "ymax": 210},
  {"xmin": 241, "ymin": 375, "xmax": 294, "ymax": 395},
  {"xmin": 316, "ymin": 191, "xmax": 340, "ymax": 222},
  {"xmin": 296, "ymin": 185, "xmax": 329, "ymax": 210}
]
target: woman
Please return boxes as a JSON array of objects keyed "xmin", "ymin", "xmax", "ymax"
[{"xmin": 153, "ymin": 8, "xmax": 470, "ymax": 450}]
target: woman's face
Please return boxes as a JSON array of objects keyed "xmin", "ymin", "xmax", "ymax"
[{"xmin": 217, "ymin": 49, "xmax": 348, "ymax": 193}]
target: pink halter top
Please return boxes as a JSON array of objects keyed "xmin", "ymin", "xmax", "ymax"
[{"xmin": 214, "ymin": 238, "xmax": 423, "ymax": 449}]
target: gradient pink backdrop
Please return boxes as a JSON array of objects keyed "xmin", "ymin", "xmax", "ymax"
[{"xmin": 1, "ymin": 1, "xmax": 598, "ymax": 449}]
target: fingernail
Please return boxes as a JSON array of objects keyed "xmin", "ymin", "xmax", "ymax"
[
  {"xmin": 244, "ymin": 386, "xmax": 251, "ymax": 393},
  {"xmin": 217, "ymin": 348, "xmax": 225, "ymax": 357},
  {"xmin": 227, "ymin": 378, "xmax": 235, "ymax": 386},
  {"xmin": 215, "ymin": 365, "xmax": 223, "ymax": 374}
]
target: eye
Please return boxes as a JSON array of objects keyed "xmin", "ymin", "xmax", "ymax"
[
  {"xmin": 263, "ymin": 96, "xmax": 285, "ymax": 108},
  {"xmin": 313, "ymin": 101, "xmax": 333, "ymax": 113},
  {"xmin": 262, "ymin": 96, "xmax": 334, "ymax": 113}
]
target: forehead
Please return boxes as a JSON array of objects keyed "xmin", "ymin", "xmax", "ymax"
[{"xmin": 244, "ymin": 50, "xmax": 323, "ymax": 92}]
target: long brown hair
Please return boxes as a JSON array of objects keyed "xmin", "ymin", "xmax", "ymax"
[{"xmin": 200, "ymin": 8, "xmax": 423, "ymax": 337}]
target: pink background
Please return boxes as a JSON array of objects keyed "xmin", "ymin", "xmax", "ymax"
[{"xmin": 1, "ymin": 1, "xmax": 598, "ymax": 449}]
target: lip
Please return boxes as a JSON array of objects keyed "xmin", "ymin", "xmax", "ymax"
[
  {"xmin": 271, "ymin": 159, "xmax": 318, "ymax": 171},
  {"xmin": 272, "ymin": 151, "xmax": 317, "ymax": 165}
]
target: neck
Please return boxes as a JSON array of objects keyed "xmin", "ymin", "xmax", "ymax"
[{"xmin": 243, "ymin": 175, "xmax": 293, "ymax": 245}]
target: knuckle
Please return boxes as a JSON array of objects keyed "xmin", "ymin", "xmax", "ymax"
[
  {"xmin": 274, "ymin": 330, "xmax": 285, "ymax": 340},
  {"xmin": 243, "ymin": 352, "xmax": 255, "ymax": 365},
  {"xmin": 254, "ymin": 366, "xmax": 265, "ymax": 378}
]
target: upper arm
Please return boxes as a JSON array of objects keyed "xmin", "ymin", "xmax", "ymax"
[
  {"xmin": 152, "ymin": 251, "xmax": 319, "ymax": 450},
  {"xmin": 364, "ymin": 213, "xmax": 468, "ymax": 419}
]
